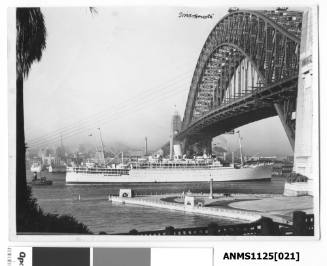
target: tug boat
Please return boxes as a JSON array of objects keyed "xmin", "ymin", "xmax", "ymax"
[{"xmin": 30, "ymin": 172, "xmax": 53, "ymax": 186}]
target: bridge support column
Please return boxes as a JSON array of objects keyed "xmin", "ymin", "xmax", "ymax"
[
  {"xmin": 180, "ymin": 137, "xmax": 212, "ymax": 157},
  {"xmin": 274, "ymin": 102, "xmax": 296, "ymax": 151},
  {"xmin": 284, "ymin": 8, "xmax": 318, "ymax": 197},
  {"xmin": 181, "ymin": 137, "xmax": 189, "ymax": 157},
  {"xmin": 193, "ymin": 137, "xmax": 212, "ymax": 157}
]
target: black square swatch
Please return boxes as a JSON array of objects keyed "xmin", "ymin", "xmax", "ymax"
[{"xmin": 33, "ymin": 247, "xmax": 90, "ymax": 266}]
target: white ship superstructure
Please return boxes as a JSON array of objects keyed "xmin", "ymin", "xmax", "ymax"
[
  {"xmin": 30, "ymin": 162, "xmax": 42, "ymax": 173},
  {"xmin": 66, "ymin": 160, "xmax": 272, "ymax": 184}
]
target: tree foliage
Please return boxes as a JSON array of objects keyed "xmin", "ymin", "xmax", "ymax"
[
  {"xmin": 16, "ymin": 8, "xmax": 91, "ymax": 234},
  {"xmin": 17, "ymin": 186, "xmax": 91, "ymax": 234},
  {"xmin": 16, "ymin": 8, "xmax": 47, "ymax": 78}
]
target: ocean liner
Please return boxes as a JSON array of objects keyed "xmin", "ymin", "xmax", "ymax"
[
  {"xmin": 65, "ymin": 128, "xmax": 272, "ymax": 184},
  {"xmin": 65, "ymin": 159, "xmax": 272, "ymax": 184}
]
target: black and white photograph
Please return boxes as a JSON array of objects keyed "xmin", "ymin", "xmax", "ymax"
[{"xmin": 9, "ymin": 5, "xmax": 319, "ymax": 237}]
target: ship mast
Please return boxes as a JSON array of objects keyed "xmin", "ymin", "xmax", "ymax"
[
  {"xmin": 97, "ymin": 128, "xmax": 105, "ymax": 164},
  {"xmin": 60, "ymin": 134, "xmax": 63, "ymax": 148},
  {"xmin": 236, "ymin": 131, "xmax": 244, "ymax": 167}
]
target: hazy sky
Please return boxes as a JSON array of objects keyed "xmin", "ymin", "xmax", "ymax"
[{"xmin": 24, "ymin": 7, "xmax": 293, "ymax": 156}]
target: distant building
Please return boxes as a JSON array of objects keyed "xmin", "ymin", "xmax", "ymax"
[{"xmin": 55, "ymin": 145, "xmax": 66, "ymax": 160}]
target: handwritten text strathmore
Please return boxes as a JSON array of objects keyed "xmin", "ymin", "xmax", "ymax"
[{"xmin": 178, "ymin": 12, "xmax": 214, "ymax": 19}]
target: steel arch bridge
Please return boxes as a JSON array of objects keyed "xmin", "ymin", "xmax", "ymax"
[{"xmin": 174, "ymin": 8, "xmax": 303, "ymax": 154}]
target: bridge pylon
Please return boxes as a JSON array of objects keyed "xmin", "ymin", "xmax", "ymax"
[
  {"xmin": 180, "ymin": 136, "xmax": 212, "ymax": 158},
  {"xmin": 284, "ymin": 7, "xmax": 318, "ymax": 197}
]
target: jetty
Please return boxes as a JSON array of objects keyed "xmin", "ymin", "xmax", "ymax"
[{"xmin": 109, "ymin": 194, "xmax": 261, "ymax": 222}]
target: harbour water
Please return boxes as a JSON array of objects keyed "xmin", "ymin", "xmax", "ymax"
[{"xmin": 27, "ymin": 171, "xmax": 286, "ymax": 234}]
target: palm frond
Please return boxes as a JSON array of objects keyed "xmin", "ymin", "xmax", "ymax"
[{"xmin": 16, "ymin": 8, "xmax": 47, "ymax": 78}]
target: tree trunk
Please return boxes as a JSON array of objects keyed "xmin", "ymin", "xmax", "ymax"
[{"xmin": 16, "ymin": 74, "xmax": 27, "ymax": 227}]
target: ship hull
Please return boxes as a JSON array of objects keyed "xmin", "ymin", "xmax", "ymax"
[{"xmin": 66, "ymin": 166, "xmax": 272, "ymax": 184}]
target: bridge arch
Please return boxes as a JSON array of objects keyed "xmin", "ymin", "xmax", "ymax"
[
  {"xmin": 190, "ymin": 43, "xmax": 266, "ymax": 121},
  {"xmin": 182, "ymin": 9, "xmax": 302, "ymax": 135}
]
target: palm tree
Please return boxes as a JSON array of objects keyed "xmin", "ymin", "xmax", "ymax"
[
  {"xmin": 16, "ymin": 7, "xmax": 97, "ymax": 233},
  {"xmin": 16, "ymin": 8, "xmax": 46, "ymax": 228}
]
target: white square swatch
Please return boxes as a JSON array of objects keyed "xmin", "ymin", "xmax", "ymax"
[{"xmin": 151, "ymin": 248, "xmax": 212, "ymax": 266}]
